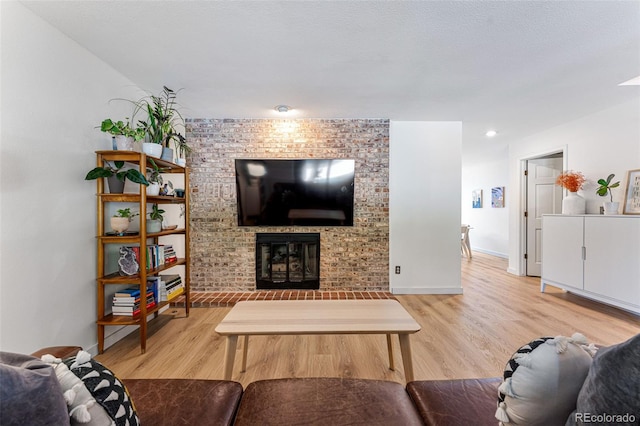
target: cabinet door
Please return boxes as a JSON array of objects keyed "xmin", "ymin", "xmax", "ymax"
[
  {"xmin": 584, "ymin": 217, "xmax": 640, "ymax": 307},
  {"xmin": 541, "ymin": 216, "xmax": 584, "ymax": 289}
]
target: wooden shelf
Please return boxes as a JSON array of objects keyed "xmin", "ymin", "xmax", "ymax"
[{"xmin": 94, "ymin": 151, "xmax": 190, "ymax": 354}]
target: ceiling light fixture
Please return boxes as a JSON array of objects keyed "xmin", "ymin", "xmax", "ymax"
[
  {"xmin": 485, "ymin": 130, "xmax": 498, "ymax": 137},
  {"xmin": 274, "ymin": 105, "xmax": 292, "ymax": 113}
]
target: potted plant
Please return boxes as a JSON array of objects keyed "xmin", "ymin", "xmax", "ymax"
[
  {"xmin": 100, "ymin": 119, "xmax": 146, "ymax": 151},
  {"xmin": 137, "ymin": 86, "xmax": 186, "ymax": 160},
  {"xmin": 596, "ymin": 173, "xmax": 621, "ymax": 215},
  {"xmin": 146, "ymin": 158, "xmax": 169, "ymax": 196},
  {"xmin": 175, "ymin": 135, "xmax": 191, "ymax": 167},
  {"xmin": 146, "ymin": 204, "xmax": 165, "ymax": 233},
  {"xmin": 110, "ymin": 208, "xmax": 139, "ymax": 235},
  {"xmin": 85, "ymin": 161, "xmax": 149, "ymax": 193},
  {"xmin": 555, "ymin": 171, "xmax": 586, "ymax": 215}
]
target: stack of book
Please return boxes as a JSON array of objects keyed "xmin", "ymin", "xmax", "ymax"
[
  {"xmin": 112, "ymin": 286, "xmax": 156, "ymax": 316},
  {"xmin": 146, "ymin": 274, "xmax": 184, "ymax": 302},
  {"xmin": 126, "ymin": 244, "xmax": 178, "ymax": 271}
]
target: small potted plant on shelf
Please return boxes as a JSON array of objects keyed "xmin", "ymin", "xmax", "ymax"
[
  {"xmin": 555, "ymin": 170, "xmax": 586, "ymax": 215},
  {"xmin": 146, "ymin": 158, "xmax": 171, "ymax": 196},
  {"xmin": 100, "ymin": 119, "xmax": 146, "ymax": 151},
  {"xmin": 146, "ymin": 204, "xmax": 165, "ymax": 234},
  {"xmin": 596, "ymin": 173, "xmax": 621, "ymax": 215},
  {"xmin": 110, "ymin": 208, "xmax": 139, "ymax": 235},
  {"xmin": 85, "ymin": 161, "xmax": 149, "ymax": 193}
]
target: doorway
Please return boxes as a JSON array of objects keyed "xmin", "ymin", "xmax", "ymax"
[{"xmin": 524, "ymin": 153, "xmax": 564, "ymax": 276}]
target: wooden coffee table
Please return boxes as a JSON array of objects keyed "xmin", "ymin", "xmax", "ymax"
[{"xmin": 215, "ymin": 299, "xmax": 421, "ymax": 381}]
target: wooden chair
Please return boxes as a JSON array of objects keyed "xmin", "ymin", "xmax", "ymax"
[{"xmin": 461, "ymin": 224, "xmax": 472, "ymax": 258}]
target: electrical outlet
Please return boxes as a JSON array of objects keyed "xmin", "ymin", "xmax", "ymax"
[{"xmin": 395, "ymin": 266, "xmax": 401, "ymax": 274}]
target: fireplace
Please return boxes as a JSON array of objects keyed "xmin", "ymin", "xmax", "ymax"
[{"xmin": 256, "ymin": 233, "xmax": 320, "ymax": 290}]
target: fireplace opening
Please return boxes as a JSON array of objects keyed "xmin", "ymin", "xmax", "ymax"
[{"xmin": 256, "ymin": 233, "xmax": 320, "ymax": 290}]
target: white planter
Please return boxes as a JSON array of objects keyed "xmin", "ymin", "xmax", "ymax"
[
  {"xmin": 562, "ymin": 192, "xmax": 586, "ymax": 215},
  {"xmin": 603, "ymin": 201, "xmax": 619, "ymax": 215},
  {"xmin": 146, "ymin": 182, "xmax": 161, "ymax": 196},
  {"xmin": 176, "ymin": 158, "xmax": 187, "ymax": 167},
  {"xmin": 110, "ymin": 217, "xmax": 130, "ymax": 234},
  {"xmin": 115, "ymin": 135, "xmax": 134, "ymax": 151},
  {"xmin": 142, "ymin": 142, "xmax": 163, "ymax": 158}
]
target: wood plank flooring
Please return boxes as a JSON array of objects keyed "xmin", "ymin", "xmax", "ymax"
[{"xmin": 95, "ymin": 252, "xmax": 639, "ymax": 387}]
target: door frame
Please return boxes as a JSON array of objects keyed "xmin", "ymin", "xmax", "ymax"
[{"xmin": 516, "ymin": 145, "xmax": 568, "ymax": 276}]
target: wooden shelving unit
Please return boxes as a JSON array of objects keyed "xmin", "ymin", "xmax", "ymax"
[{"xmin": 93, "ymin": 150, "xmax": 190, "ymax": 354}]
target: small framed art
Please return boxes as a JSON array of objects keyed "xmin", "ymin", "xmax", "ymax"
[
  {"xmin": 492, "ymin": 186, "xmax": 505, "ymax": 208},
  {"xmin": 472, "ymin": 189, "xmax": 483, "ymax": 208},
  {"xmin": 623, "ymin": 169, "xmax": 640, "ymax": 214}
]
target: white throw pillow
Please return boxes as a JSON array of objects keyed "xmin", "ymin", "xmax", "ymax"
[{"xmin": 495, "ymin": 333, "xmax": 596, "ymax": 426}]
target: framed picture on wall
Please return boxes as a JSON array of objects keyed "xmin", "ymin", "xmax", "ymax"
[
  {"xmin": 491, "ymin": 186, "xmax": 505, "ymax": 208},
  {"xmin": 472, "ymin": 189, "xmax": 483, "ymax": 208},
  {"xmin": 623, "ymin": 169, "xmax": 640, "ymax": 214}
]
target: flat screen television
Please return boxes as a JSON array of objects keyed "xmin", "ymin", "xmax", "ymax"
[{"xmin": 235, "ymin": 159, "xmax": 355, "ymax": 226}]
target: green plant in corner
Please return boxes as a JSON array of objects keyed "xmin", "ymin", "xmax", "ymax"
[
  {"xmin": 148, "ymin": 204, "xmax": 165, "ymax": 222},
  {"xmin": 85, "ymin": 161, "xmax": 150, "ymax": 185},
  {"xmin": 137, "ymin": 86, "xmax": 186, "ymax": 148},
  {"xmin": 596, "ymin": 174, "xmax": 620, "ymax": 202}
]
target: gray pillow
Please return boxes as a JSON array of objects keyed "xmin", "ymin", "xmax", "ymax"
[
  {"xmin": 566, "ymin": 333, "xmax": 640, "ymax": 426},
  {"xmin": 0, "ymin": 351, "xmax": 70, "ymax": 426}
]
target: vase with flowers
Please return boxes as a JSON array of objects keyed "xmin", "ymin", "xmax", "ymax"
[{"xmin": 556, "ymin": 171, "xmax": 586, "ymax": 215}]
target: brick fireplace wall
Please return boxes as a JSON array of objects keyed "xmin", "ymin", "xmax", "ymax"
[{"xmin": 185, "ymin": 119, "xmax": 389, "ymax": 292}]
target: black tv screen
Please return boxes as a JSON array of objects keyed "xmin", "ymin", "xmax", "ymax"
[{"xmin": 235, "ymin": 159, "xmax": 355, "ymax": 226}]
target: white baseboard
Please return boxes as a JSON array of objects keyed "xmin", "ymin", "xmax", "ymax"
[
  {"xmin": 472, "ymin": 247, "xmax": 508, "ymax": 258},
  {"xmin": 391, "ymin": 287, "xmax": 464, "ymax": 295}
]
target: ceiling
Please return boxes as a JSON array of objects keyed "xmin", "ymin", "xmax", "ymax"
[{"xmin": 21, "ymin": 1, "xmax": 640, "ymax": 159}]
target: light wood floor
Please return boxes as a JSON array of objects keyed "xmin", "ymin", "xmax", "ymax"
[{"xmin": 95, "ymin": 252, "xmax": 639, "ymax": 387}]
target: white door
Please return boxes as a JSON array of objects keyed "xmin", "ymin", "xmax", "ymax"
[{"xmin": 526, "ymin": 157, "xmax": 563, "ymax": 276}]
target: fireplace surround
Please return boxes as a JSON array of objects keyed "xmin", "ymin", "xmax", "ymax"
[{"xmin": 256, "ymin": 233, "xmax": 320, "ymax": 289}]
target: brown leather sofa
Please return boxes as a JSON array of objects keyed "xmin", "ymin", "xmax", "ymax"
[{"xmin": 30, "ymin": 346, "xmax": 500, "ymax": 426}]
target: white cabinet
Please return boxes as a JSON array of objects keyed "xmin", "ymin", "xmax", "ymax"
[{"xmin": 541, "ymin": 215, "xmax": 640, "ymax": 315}]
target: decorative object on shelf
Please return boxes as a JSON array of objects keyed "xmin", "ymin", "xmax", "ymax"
[
  {"xmin": 159, "ymin": 182, "xmax": 173, "ymax": 196},
  {"xmin": 110, "ymin": 208, "xmax": 139, "ymax": 235},
  {"xmin": 595, "ymin": 173, "xmax": 621, "ymax": 215},
  {"xmin": 141, "ymin": 142, "xmax": 163, "ymax": 158},
  {"xmin": 491, "ymin": 186, "xmax": 505, "ymax": 208},
  {"xmin": 100, "ymin": 119, "xmax": 145, "ymax": 151},
  {"xmin": 146, "ymin": 204, "xmax": 165, "ymax": 234},
  {"xmin": 85, "ymin": 161, "xmax": 149, "ymax": 193},
  {"xmin": 118, "ymin": 246, "xmax": 140, "ymax": 276},
  {"xmin": 160, "ymin": 147, "xmax": 174, "ymax": 162},
  {"xmin": 623, "ymin": 169, "xmax": 640, "ymax": 215},
  {"xmin": 174, "ymin": 188, "xmax": 185, "ymax": 198},
  {"xmin": 556, "ymin": 171, "xmax": 586, "ymax": 214},
  {"xmin": 145, "ymin": 158, "xmax": 169, "ymax": 196},
  {"xmin": 162, "ymin": 224, "xmax": 178, "ymax": 231},
  {"xmin": 472, "ymin": 189, "xmax": 482, "ymax": 208}
]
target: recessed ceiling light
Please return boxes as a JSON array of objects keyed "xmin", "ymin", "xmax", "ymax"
[
  {"xmin": 485, "ymin": 130, "xmax": 497, "ymax": 137},
  {"xmin": 274, "ymin": 105, "xmax": 293, "ymax": 113},
  {"xmin": 619, "ymin": 76, "xmax": 640, "ymax": 86}
]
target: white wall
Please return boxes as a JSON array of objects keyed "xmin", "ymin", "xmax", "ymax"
[
  {"xmin": 0, "ymin": 2, "xmax": 142, "ymax": 354},
  {"xmin": 507, "ymin": 98, "xmax": 640, "ymax": 275},
  {"xmin": 389, "ymin": 121, "xmax": 462, "ymax": 294},
  {"xmin": 461, "ymin": 145, "xmax": 509, "ymax": 257}
]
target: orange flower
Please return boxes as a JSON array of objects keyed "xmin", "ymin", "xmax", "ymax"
[{"xmin": 556, "ymin": 171, "xmax": 585, "ymax": 192}]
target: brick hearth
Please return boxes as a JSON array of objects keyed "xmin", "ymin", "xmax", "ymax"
[{"xmin": 171, "ymin": 290, "xmax": 395, "ymax": 308}]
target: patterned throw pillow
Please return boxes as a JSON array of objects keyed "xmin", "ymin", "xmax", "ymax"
[
  {"xmin": 495, "ymin": 333, "xmax": 596, "ymax": 426},
  {"xmin": 63, "ymin": 351, "xmax": 139, "ymax": 426}
]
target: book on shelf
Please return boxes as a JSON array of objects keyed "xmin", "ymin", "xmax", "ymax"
[
  {"xmin": 112, "ymin": 300, "xmax": 156, "ymax": 317},
  {"xmin": 123, "ymin": 244, "xmax": 179, "ymax": 271},
  {"xmin": 113, "ymin": 287, "xmax": 141, "ymax": 298},
  {"xmin": 112, "ymin": 291, "xmax": 154, "ymax": 307}
]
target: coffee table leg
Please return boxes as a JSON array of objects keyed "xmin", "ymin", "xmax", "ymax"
[
  {"xmin": 241, "ymin": 335, "xmax": 249, "ymax": 372},
  {"xmin": 386, "ymin": 334, "xmax": 395, "ymax": 371},
  {"xmin": 398, "ymin": 334, "xmax": 414, "ymax": 382},
  {"xmin": 223, "ymin": 335, "xmax": 238, "ymax": 380}
]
